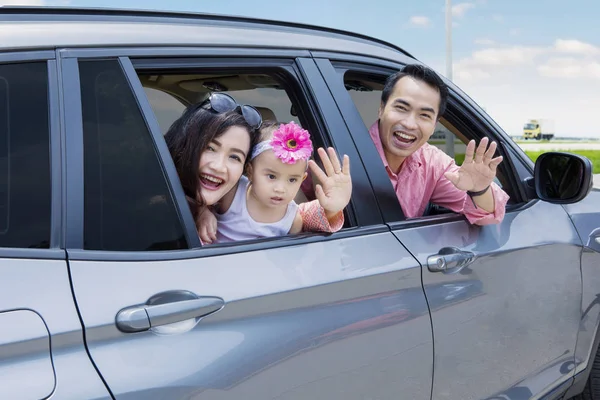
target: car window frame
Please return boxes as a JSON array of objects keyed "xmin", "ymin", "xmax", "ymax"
[
  {"xmin": 60, "ymin": 48, "xmax": 386, "ymax": 262},
  {"xmin": 314, "ymin": 56, "xmax": 529, "ymax": 227},
  {"xmin": 59, "ymin": 55, "xmax": 199, "ymax": 253},
  {"xmin": 0, "ymin": 50, "xmax": 64, "ymax": 259}
]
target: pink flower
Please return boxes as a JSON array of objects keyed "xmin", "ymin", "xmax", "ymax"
[{"xmin": 271, "ymin": 121, "xmax": 313, "ymax": 164}]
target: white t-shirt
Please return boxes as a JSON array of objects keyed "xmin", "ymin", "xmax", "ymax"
[{"xmin": 215, "ymin": 175, "xmax": 298, "ymax": 243}]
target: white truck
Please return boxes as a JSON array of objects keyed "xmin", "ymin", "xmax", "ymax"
[{"xmin": 523, "ymin": 119, "xmax": 555, "ymax": 140}]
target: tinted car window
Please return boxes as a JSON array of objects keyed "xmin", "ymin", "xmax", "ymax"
[
  {"xmin": 0, "ymin": 62, "xmax": 51, "ymax": 249},
  {"xmin": 79, "ymin": 60, "xmax": 187, "ymax": 251}
]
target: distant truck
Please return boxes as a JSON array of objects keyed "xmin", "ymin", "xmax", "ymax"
[{"xmin": 523, "ymin": 119, "xmax": 555, "ymax": 140}]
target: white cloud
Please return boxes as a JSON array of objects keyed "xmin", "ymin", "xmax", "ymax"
[
  {"xmin": 453, "ymin": 45, "xmax": 547, "ymax": 83},
  {"xmin": 452, "ymin": 2, "xmax": 476, "ymax": 18},
  {"xmin": 553, "ymin": 39, "xmax": 599, "ymax": 55},
  {"xmin": 409, "ymin": 16, "xmax": 431, "ymax": 28},
  {"xmin": 475, "ymin": 38, "xmax": 495, "ymax": 46},
  {"xmin": 469, "ymin": 46, "xmax": 544, "ymax": 66},
  {"xmin": 538, "ymin": 57, "xmax": 600, "ymax": 80},
  {"xmin": 445, "ymin": 37, "xmax": 600, "ymax": 137},
  {"xmin": 455, "ymin": 67, "xmax": 491, "ymax": 81},
  {"xmin": 454, "ymin": 38, "xmax": 600, "ymax": 84},
  {"xmin": 0, "ymin": 0, "xmax": 44, "ymax": 4},
  {"xmin": 509, "ymin": 28, "xmax": 521, "ymax": 36},
  {"xmin": 492, "ymin": 14, "xmax": 504, "ymax": 22}
]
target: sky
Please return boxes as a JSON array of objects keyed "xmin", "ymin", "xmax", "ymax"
[{"xmin": 3, "ymin": 0, "xmax": 600, "ymax": 138}]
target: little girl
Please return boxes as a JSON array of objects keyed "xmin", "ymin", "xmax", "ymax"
[{"xmin": 202, "ymin": 121, "xmax": 347, "ymax": 243}]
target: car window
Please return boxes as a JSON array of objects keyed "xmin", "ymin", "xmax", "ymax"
[
  {"xmin": 138, "ymin": 73, "xmax": 300, "ymax": 136},
  {"xmin": 0, "ymin": 62, "xmax": 51, "ymax": 249},
  {"xmin": 79, "ymin": 60, "xmax": 187, "ymax": 251},
  {"xmin": 136, "ymin": 68, "xmax": 356, "ymax": 241},
  {"xmin": 341, "ymin": 69, "xmax": 515, "ymax": 216},
  {"xmin": 143, "ymin": 87, "xmax": 186, "ymax": 135}
]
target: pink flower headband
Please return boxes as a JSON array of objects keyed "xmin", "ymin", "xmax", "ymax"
[{"xmin": 251, "ymin": 121, "xmax": 313, "ymax": 164}]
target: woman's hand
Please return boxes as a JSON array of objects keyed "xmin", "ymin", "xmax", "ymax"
[{"xmin": 197, "ymin": 207, "xmax": 218, "ymax": 244}]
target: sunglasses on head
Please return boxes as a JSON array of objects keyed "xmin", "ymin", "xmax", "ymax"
[{"xmin": 202, "ymin": 92, "xmax": 262, "ymax": 129}]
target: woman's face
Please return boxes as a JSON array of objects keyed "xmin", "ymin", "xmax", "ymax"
[{"xmin": 197, "ymin": 126, "xmax": 251, "ymax": 206}]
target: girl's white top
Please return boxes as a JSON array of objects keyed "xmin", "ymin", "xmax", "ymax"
[{"xmin": 215, "ymin": 175, "xmax": 298, "ymax": 243}]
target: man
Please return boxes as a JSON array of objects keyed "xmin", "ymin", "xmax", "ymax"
[{"xmin": 370, "ymin": 64, "xmax": 509, "ymax": 225}]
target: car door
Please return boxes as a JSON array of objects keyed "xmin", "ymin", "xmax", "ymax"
[
  {"xmin": 61, "ymin": 49, "xmax": 434, "ymax": 400},
  {"xmin": 0, "ymin": 52, "xmax": 110, "ymax": 399},
  {"xmin": 319, "ymin": 57, "xmax": 583, "ymax": 400}
]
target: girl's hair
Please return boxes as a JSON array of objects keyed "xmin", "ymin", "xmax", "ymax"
[
  {"xmin": 164, "ymin": 102, "xmax": 259, "ymax": 220},
  {"xmin": 257, "ymin": 119, "xmax": 281, "ymax": 142}
]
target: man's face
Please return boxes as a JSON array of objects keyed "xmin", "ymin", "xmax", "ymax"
[{"xmin": 378, "ymin": 76, "xmax": 440, "ymax": 170}]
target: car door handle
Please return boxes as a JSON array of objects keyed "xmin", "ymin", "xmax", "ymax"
[
  {"xmin": 427, "ymin": 247, "xmax": 475, "ymax": 273},
  {"xmin": 115, "ymin": 291, "xmax": 224, "ymax": 333}
]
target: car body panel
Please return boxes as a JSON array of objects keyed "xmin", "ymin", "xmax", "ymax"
[
  {"xmin": 68, "ymin": 233, "xmax": 434, "ymax": 400},
  {"xmin": 0, "ymin": 309, "xmax": 54, "ymax": 400},
  {"xmin": 0, "ymin": 257, "xmax": 112, "ymax": 400},
  {"xmin": 0, "ymin": 10, "xmax": 409, "ymax": 65},
  {"xmin": 563, "ymin": 190, "xmax": 600, "ymax": 377},
  {"xmin": 393, "ymin": 200, "xmax": 582, "ymax": 400}
]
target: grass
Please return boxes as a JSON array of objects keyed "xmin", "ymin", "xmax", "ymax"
[{"xmin": 453, "ymin": 150, "xmax": 600, "ymax": 174}]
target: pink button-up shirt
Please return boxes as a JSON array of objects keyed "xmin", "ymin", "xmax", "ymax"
[{"xmin": 369, "ymin": 122, "xmax": 509, "ymax": 225}]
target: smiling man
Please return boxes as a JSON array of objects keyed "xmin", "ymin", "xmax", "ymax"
[{"xmin": 369, "ymin": 64, "xmax": 509, "ymax": 225}]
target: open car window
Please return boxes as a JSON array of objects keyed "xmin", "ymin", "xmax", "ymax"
[
  {"xmin": 341, "ymin": 69, "xmax": 516, "ymax": 218},
  {"xmin": 135, "ymin": 67, "xmax": 358, "ymax": 246}
]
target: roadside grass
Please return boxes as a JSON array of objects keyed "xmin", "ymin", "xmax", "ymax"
[
  {"xmin": 523, "ymin": 150, "xmax": 600, "ymax": 174},
  {"xmin": 513, "ymin": 140, "xmax": 599, "ymax": 145},
  {"xmin": 454, "ymin": 150, "xmax": 599, "ymax": 174}
]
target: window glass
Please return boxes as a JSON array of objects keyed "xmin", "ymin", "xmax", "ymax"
[
  {"xmin": 143, "ymin": 87, "xmax": 185, "ymax": 135},
  {"xmin": 79, "ymin": 60, "xmax": 187, "ymax": 251},
  {"xmin": 139, "ymin": 73, "xmax": 299, "ymax": 135},
  {"xmin": 138, "ymin": 70, "xmax": 354, "ymax": 234},
  {"xmin": 342, "ymin": 69, "xmax": 512, "ymax": 216},
  {"xmin": 0, "ymin": 62, "xmax": 51, "ymax": 249}
]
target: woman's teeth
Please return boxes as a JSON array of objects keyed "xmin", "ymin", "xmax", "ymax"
[{"xmin": 201, "ymin": 174, "xmax": 223, "ymax": 184}]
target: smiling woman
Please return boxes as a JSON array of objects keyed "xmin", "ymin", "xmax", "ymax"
[{"xmin": 164, "ymin": 103, "xmax": 256, "ymax": 219}]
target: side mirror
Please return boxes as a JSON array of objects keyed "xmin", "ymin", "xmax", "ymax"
[{"xmin": 534, "ymin": 152, "xmax": 593, "ymax": 204}]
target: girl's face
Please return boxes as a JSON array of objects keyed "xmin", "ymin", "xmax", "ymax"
[
  {"xmin": 197, "ymin": 126, "xmax": 251, "ymax": 206},
  {"xmin": 248, "ymin": 149, "xmax": 307, "ymax": 209}
]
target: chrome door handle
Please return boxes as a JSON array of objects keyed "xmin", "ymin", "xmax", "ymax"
[
  {"xmin": 116, "ymin": 290, "xmax": 224, "ymax": 333},
  {"xmin": 427, "ymin": 247, "xmax": 475, "ymax": 273}
]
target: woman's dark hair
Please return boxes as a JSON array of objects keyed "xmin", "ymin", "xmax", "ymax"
[
  {"xmin": 164, "ymin": 103, "xmax": 259, "ymax": 220},
  {"xmin": 381, "ymin": 64, "xmax": 449, "ymax": 119}
]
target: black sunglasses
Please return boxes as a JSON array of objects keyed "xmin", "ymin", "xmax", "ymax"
[{"xmin": 202, "ymin": 92, "xmax": 262, "ymax": 129}]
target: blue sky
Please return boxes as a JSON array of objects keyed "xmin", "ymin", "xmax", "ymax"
[{"xmin": 6, "ymin": 0, "xmax": 600, "ymax": 137}]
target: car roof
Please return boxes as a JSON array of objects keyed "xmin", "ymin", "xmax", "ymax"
[{"xmin": 0, "ymin": 6, "xmax": 416, "ymax": 64}]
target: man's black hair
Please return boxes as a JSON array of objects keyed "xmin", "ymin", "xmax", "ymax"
[{"xmin": 381, "ymin": 64, "xmax": 449, "ymax": 119}]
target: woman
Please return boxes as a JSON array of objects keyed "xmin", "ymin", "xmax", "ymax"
[{"xmin": 164, "ymin": 93, "xmax": 351, "ymax": 243}]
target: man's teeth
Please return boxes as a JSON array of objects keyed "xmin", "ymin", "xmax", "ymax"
[
  {"xmin": 395, "ymin": 132, "xmax": 416, "ymax": 140},
  {"xmin": 202, "ymin": 175, "xmax": 223, "ymax": 184}
]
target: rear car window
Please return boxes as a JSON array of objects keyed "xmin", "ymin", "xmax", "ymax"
[
  {"xmin": 79, "ymin": 60, "xmax": 187, "ymax": 251},
  {"xmin": 0, "ymin": 62, "xmax": 51, "ymax": 248}
]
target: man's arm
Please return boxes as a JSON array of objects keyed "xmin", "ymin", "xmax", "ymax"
[
  {"xmin": 431, "ymin": 161, "xmax": 509, "ymax": 225},
  {"xmin": 430, "ymin": 138, "xmax": 509, "ymax": 225}
]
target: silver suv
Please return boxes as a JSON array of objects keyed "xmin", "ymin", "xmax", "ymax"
[{"xmin": 1, "ymin": 6, "xmax": 599, "ymax": 400}]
